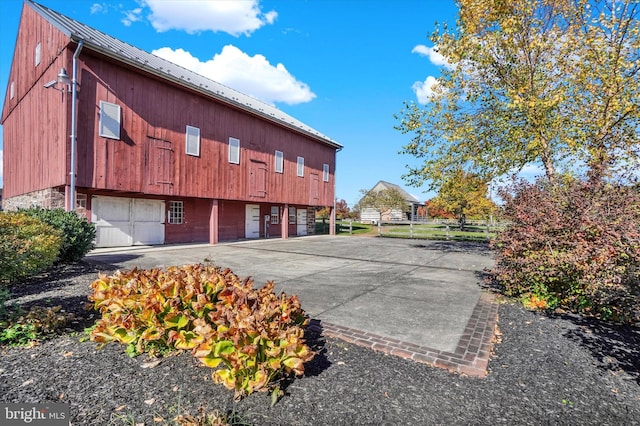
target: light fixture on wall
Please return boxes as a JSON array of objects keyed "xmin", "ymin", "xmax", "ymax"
[
  {"xmin": 43, "ymin": 40, "xmax": 84, "ymax": 212},
  {"xmin": 43, "ymin": 67, "xmax": 71, "ymax": 92}
]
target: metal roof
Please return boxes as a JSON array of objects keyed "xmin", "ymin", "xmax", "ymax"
[
  {"xmin": 371, "ymin": 181, "xmax": 421, "ymax": 203},
  {"xmin": 28, "ymin": 0, "xmax": 342, "ymax": 150}
]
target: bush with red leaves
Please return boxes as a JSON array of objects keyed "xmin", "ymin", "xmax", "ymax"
[{"xmin": 489, "ymin": 178, "xmax": 640, "ymax": 324}]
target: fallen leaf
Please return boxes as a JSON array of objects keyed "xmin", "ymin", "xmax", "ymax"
[
  {"xmin": 58, "ymin": 393, "xmax": 65, "ymax": 400},
  {"xmin": 22, "ymin": 379, "xmax": 34, "ymax": 387},
  {"xmin": 337, "ymin": 361, "xmax": 345, "ymax": 366},
  {"xmin": 115, "ymin": 405, "xmax": 126, "ymax": 412},
  {"xmin": 172, "ymin": 386, "xmax": 179, "ymax": 392},
  {"xmin": 144, "ymin": 398, "xmax": 155, "ymax": 405},
  {"xmin": 154, "ymin": 416, "xmax": 165, "ymax": 422},
  {"xmin": 63, "ymin": 351, "xmax": 73, "ymax": 357},
  {"xmin": 141, "ymin": 360, "xmax": 161, "ymax": 369}
]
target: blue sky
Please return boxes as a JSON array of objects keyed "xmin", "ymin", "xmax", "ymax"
[{"xmin": 0, "ymin": 0, "xmax": 461, "ymax": 208}]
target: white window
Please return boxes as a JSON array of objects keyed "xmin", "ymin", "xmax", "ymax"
[
  {"xmin": 186, "ymin": 125, "xmax": 200, "ymax": 157},
  {"xmin": 275, "ymin": 150, "xmax": 283, "ymax": 173},
  {"xmin": 99, "ymin": 101, "xmax": 121, "ymax": 140},
  {"xmin": 271, "ymin": 206, "xmax": 279, "ymax": 224},
  {"xmin": 229, "ymin": 137, "xmax": 240, "ymax": 164},
  {"xmin": 168, "ymin": 201, "xmax": 184, "ymax": 224},
  {"xmin": 35, "ymin": 43, "xmax": 41, "ymax": 66},
  {"xmin": 289, "ymin": 207, "xmax": 296, "ymax": 224},
  {"xmin": 323, "ymin": 164, "xmax": 329, "ymax": 182},
  {"xmin": 76, "ymin": 193, "xmax": 87, "ymax": 210},
  {"xmin": 297, "ymin": 156, "xmax": 304, "ymax": 177}
]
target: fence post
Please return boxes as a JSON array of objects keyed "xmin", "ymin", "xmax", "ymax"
[
  {"xmin": 486, "ymin": 221, "xmax": 490, "ymax": 241},
  {"xmin": 446, "ymin": 224, "xmax": 450, "ymax": 241},
  {"xmin": 349, "ymin": 219, "xmax": 353, "ymax": 235},
  {"xmin": 378, "ymin": 221, "xmax": 381, "ymax": 236},
  {"xmin": 410, "ymin": 222, "xmax": 413, "ymax": 239}
]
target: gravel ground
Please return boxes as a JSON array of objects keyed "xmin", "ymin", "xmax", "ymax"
[{"xmin": 1, "ymin": 262, "xmax": 639, "ymax": 425}]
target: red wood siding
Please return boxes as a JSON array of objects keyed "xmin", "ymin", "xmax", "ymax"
[
  {"xmin": 164, "ymin": 198, "xmax": 210, "ymax": 244},
  {"xmin": 218, "ymin": 200, "xmax": 246, "ymax": 241},
  {"xmin": 1, "ymin": 5, "xmax": 72, "ymax": 197},
  {"xmin": 2, "ymin": 2, "xmax": 338, "ymax": 233},
  {"xmin": 73, "ymin": 54, "xmax": 336, "ymax": 206}
]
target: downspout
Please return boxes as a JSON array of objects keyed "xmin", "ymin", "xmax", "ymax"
[
  {"xmin": 331, "ymin": 146, "xmax": 342, "ymax": 235},
  {"xmin": 68, "ymin": 40, "xmax": 84, "ymax": 212}
]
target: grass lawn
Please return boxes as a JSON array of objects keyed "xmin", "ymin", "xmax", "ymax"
[{"xmin": 329, "ymin": 220, "xmax": 503, "ymax": 241}]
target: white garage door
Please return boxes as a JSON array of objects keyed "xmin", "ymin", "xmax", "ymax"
[{"xmin": 92, "ymin": 196, "xmax": 165, "ymax": 247}]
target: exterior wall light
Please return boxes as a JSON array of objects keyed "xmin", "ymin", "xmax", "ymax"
[{"xmin": 43, "ymin": 68, "xmax": 71, "ymax": 92}]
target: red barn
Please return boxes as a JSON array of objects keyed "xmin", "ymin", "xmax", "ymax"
[{"xmin": 1, "ymin": 1, "xmax": 341, "ymax": 247}]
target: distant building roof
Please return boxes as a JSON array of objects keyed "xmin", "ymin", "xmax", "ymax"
[
  {"xmin": 369, "ymin": 181, "xmax": 421, "ymax": 204},
  {"xmin": 28, "ymin": 0, "xmax": 342, "ymax": 150}
]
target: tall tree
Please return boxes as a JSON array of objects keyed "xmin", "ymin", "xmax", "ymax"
[
  {"xmin": 335, "ymin": 199, "xmax": 350, "ymax": 220},
  {"xmin": 396, "ymin": 0, "xmax": 640, "ymax": 189},
  {"xmin": 429, "ymin": 170, "xmax": 496, "ymax": 228},
  {"xmin": 356, "ymin": 188, "xmax": 407, "ymax": 215}
]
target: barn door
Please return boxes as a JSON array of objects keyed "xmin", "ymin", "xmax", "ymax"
[
  {"xmin": 309, "ymin": 173, "xmax": 320, "ymax": 204},
  {"xmin": 92, "ymin": 196, "xmax": 132, "ymax": 247},
  {"xmin": 147, "ymin": 137, "xmax": 174, "ymax": 194},
  {"xmin": 92, "ymin": 196, "xmax": 165, "ymax": 247},
  {"xmin": 249, "ymin": 160, "xmax": 267, "ymax": 198},
  {"xmin": 245, "ymin": 204, "xmax": 260, "ymax": 239},
  {"xmin": 132, "ymin": 199, "xmax": 165, "ymax": 245}
]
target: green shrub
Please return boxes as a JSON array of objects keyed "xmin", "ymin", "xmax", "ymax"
[
  {"xmin": 20, "ymin": 207, "xmax": 95, "ymax": 262},
  {"xmin": 0, "ymin": 211, "xmax": 63, "ymax": 283},
  {"xmin": 0, "ymin": 288, "xmax": 75, "ymax": 346},
  {"xmin": 88, "ymin": 264, "xmax": 314, "ymax": 399},
  {"xmin": 489, "ymin": 178, "xmax": 640, "ymax": 324}
]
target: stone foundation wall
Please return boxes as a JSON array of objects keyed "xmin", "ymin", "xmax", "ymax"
[
  {"xmin": 3, "ymin": 188, "xmax": 65, "ymax": 211},
  {"xmin": 307, "ymin": 208, "xmax": 316, "ymax": 235}
]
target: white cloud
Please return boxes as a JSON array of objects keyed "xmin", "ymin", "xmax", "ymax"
[
  {"xmin": 90, "ymin": 3, "xmax": 105, "ymax": 14},
  {"xmin": 412, "ymin": 44, "xmax": 452, "ymax": 69},
  {"xmin": 153, "ymin": 45, "xmax": 315, "ymax": 105},
  {"xmin": 122, "ymin": 8, "xmax": 143, "ymax": 27},
  {"xmin": 141, "ymin": 0, "xmax": 277, "ymax": 36},
  {"xmin": 412, "ymin": 76, "xmax": 440, "ymax": 104}
]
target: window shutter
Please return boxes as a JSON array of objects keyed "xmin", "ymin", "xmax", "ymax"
[
  {"xmin": 99, "ymin": 101, "xmax": 121, "ymax": 140},
  {"xmin": 186, "ymin": 125, "xmax": 200, "ymax": 156}
]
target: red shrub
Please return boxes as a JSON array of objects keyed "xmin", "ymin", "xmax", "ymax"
[{"xmin": 489, "ymin": 178, "xmax": 640, "ymax": 324}]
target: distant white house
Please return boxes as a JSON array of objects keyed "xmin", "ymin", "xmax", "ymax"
[{"xmin": 358, "ymin": 181, "xmax": 421, "ymax": 224}]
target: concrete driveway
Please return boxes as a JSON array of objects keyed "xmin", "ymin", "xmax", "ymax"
[{"xmin": 85, "ymin": 235, "xmax": 498, "ymax": 377}]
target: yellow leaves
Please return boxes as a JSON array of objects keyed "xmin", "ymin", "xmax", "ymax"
[
  {"xmin": 283, "ymin": 357, "xmax": 305, "ymax": 376},
  {"xmin": 88, "ymin": 263, "xmax": 314, "ymax": 398}
]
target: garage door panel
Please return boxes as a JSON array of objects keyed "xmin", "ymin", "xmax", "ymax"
[
  {"xmin": 133, "ymin": 199, "xmax": 164, "ymax": 222},
  {"xmin": 98, "ymin": 225, "xmax": 133, "ymax": 247},
  {"xmin": 93, "ymin": 196, "xmax": 165, "ymax": 247},
  {"xmin": 133, "ymin": 199, "xmax": 165, "ymax": 245}
]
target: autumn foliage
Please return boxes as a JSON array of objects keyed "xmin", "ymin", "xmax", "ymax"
[
  {"xmin": 489, "ymin": 178, "xmax": 640, "ymax": 324},
  {"xmin": 89, "ymin": 264, "xmax": 313, "ymax": 398}
]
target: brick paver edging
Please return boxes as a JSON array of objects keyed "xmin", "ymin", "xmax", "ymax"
[{"xmin": 316, "ymin": 292, "xmax": 499, "ymax": 378}]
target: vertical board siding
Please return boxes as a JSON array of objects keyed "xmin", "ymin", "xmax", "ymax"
[
  {"xmin": 75, "ymin": 55, "xmax": 336, "ymax": 206},
  {"xmin": 3, "ymin": 3, "xmax": 337, "ymax": 226},
  {"xmin": 164, "ymin": 197, "xmax": 210, "ymax": 244},
  {"xmin": 218, "ymin": 200, "xmax": 246, "ymax": 241},
  {"xmin": 1, "ymin": 5, "xmax": 71, "ymax": 197}
]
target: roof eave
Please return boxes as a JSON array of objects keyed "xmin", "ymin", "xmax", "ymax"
[{"xmin": 68, "ymin": 36, "xmax": 342, "ymax": 150}]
